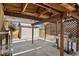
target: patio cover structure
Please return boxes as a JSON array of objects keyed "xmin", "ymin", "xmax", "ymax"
[{"xmin": 0, "ymin": 3, "xmax": 79, "ymax": 56}]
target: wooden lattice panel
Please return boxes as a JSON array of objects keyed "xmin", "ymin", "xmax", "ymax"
[{"xmin": 64, "ymin": 20, "xmax": 77, "ymax": 37}]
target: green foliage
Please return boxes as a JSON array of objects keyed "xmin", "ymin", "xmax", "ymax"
[{"xmin": 9, "ymin": 24, "xmax": 16, "ymax": 32}]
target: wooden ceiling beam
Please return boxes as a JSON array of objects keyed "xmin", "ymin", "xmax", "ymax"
[
  {"xmin": 33, "ymin": 3, "xmax": 49, "ymax": 10},
  {"xmin": 22, "ymin": 3, "xmax": 28, "ymax": 12},
  {"xmin": 22, "ymin": 12, "xmax": 50, "ymax": 19},
  {"xmin": 4, "ymin": 7, "xmax": 50, "ymax": 20},
  {"xmin": 39, "ymin": 10, "xmax": 48, "ymax": 16},
  {"xmin": 3, "ymin": 3, "xmax": 59, "ymax": 20},
  {"xmin": 4, "ymin": 10, "xmax": 59, "ymax": 23},
  {"xmin": 71, "ymin": 12, "xmax": 79, "ymax": 20},
  {"xmin": 22, "ymin": 12, "xmax": 37, "ymax": 17},
  {"xmin": 42, "ymin": 4, "xmax": 79, "ymax": 21},
  {"xmin": 60, "ymin": 3, "xmax": 76, "ymax": 11},
  {"xmin": 33, "ymin": 3, "xmax": 59, "ymax": 14},
  {"xmin": 33, "ymin": 3, "xmax": 59, "ymax": 18},
  {"xmin": 3, "ymin": 3, "xmax": 62, "ymax": 23},
  {"xmin": 4, "ymin": 10, "xmax": 41, "ymax": 20},
  {"xmin": 39, "ymin": 3, "xmax": 63, "ymax": 13}
]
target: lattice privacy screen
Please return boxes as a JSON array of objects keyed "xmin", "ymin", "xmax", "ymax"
[{"xmin": 64, "ymin": 20, "xmax": 77, "ymax": 37}]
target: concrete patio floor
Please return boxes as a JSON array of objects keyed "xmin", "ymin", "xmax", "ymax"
[{"xmin": 12, "ymin": 38, "xmax": 72, "ymax": 56}]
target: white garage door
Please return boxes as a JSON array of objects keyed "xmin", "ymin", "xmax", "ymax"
[{"xmin": 21, "ymin": 28, "xmax": 39, "ymax": 39}]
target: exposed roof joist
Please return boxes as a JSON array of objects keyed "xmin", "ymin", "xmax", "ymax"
[
  {"xmin": 22, "ymin": 3, "xmax": 28, "ymax": 12},
  {"xmin": 60, "ymin": 3, "xmax": 76, "ymax": 11},
  {"xmin": 71, "ymin": 12, "xmax": 79, "ymax": 20},
  {"xmin": 34, "ymin": 3, "xmax": 63, "ymax": 13},
  {"xmin": 4, "ymin": 3, "xmax": 79, "ymax": 24},
  {"xmin": 4, "ymin": 10, "xmax": 59, "ymax": 23}
]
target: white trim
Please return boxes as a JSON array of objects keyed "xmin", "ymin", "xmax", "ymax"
[{"xmin": 13, "ymin": 46, "xmax": 45, "ymax": 56}]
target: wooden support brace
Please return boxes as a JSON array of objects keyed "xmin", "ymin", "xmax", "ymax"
[{"xmin": 22, "ymin": 3, "xmax": 28, "ymax": 12}]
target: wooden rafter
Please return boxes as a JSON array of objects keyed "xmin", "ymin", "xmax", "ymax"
[
  {"xmin": 33, "ymin": 3, "xmax": 58, "ymax": 14},
  {"xmin": 71, "ymin": 12, "xmax": 79, "ymax": 20},
  {"xmin": 39, "ymin": 10, "xmax": 48, "ymax": 17},
  {"xmin": 22, "ymin": 3, "xmax": 28, "ymax": 12},
  {"xmin": 22, "ymin": 12, "xmax": 37, "ymax": 17},
  {"xmin": 33, "ymin": 3, "xmax": 49, "ymax": 10},
  {"xmin": 41, "ymin": 3, "xmax": 63, "ymax": 13},
  {"xmin": 3, "ymin": 3, "xmax": 62, "ymax": 23},
  {"xmin": 4, "ymin": 3, "xmax": 79, "ymax": 23},
  {"xmin": 4, "ymin": 10, "xmax": 58, "ymax": 23},
  {"xmin": 32, "ymin": 4, "xmax": 60, "ymax": 21},
  {"xmin": 60, "ymin": 3, "xmax": 76, "ymax": 11}
]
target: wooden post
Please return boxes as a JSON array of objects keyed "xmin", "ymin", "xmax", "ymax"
[
  {"xmin": 44, "ymin": 25, "xmax": 46, "ymax": 40},
  {"xmin": 4, "ymin": 22, "xmax": 9, "ymax": 50},
  {"xmin": 60, "ymin": 15, "xmax": 64, "ymax": 56},
  {"xmin": 18, "ymin": 23, "xmax": 21, "ymax": 39},
  {"xmin": 56, "ymin": 21, "xmax": 59, "ymax": 49},
  {"xmin": 0, "ymin": 34, "xmax": 3, "ymax": 55},
  {"xmin": 0, "ymin": 4, "xmax": 5, "ymax": 55},
  {"xmin": 76, "ymin": 21, "xmax": 79, "ymax": 51},
  {"xmin": 5, "ymin": 31, "xmax": 9, "ymax": 49},
  {"xmin": 32, "ymin": 24, "xmax": 34, "ymax": 44}
]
